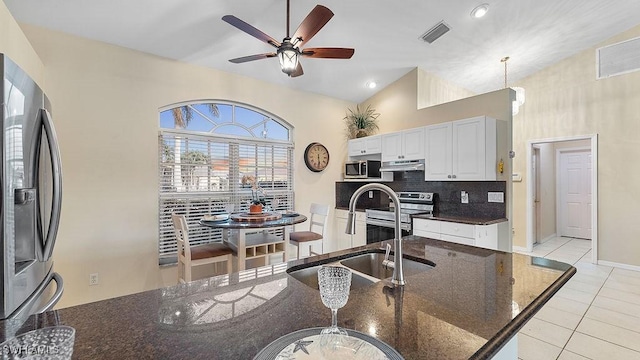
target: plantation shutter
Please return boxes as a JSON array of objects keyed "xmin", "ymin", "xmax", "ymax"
[{"xmin": 158, "ymin": 131, "xmax": 294, "ymax": 264}]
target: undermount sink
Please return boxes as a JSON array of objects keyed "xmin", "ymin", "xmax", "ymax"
[
  {"xmin": 340, "ymin": 252, "xmax": 434, "ymax": 280},
  {"xmin": 287, "ymin": 264, "xmax": 376, "ymax": 290},
  {"xmin": 287, "ymin": 249, "xmax": 434, "ymax": 290}
]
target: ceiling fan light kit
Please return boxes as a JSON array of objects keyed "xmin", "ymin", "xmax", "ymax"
[
  {"xmin": 222, "ymin": 0, "xmax": 354, "ymax": 77},
  {"xmin": 277, "ymin": 40, "xmax": 299, "ymax": 75}
]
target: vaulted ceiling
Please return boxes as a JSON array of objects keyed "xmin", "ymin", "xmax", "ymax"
[{"xmin": 5, "ymin": 0, "xmax": 640, "ymax": 103}]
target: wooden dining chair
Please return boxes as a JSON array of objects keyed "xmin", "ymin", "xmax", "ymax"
[
  {"xmin": 289, "ymin": 203, "xmax": 330, "ymax": 260},
  {"xmin": 171, "ymin": 214, "xmax": 234, "ymax": 284}
]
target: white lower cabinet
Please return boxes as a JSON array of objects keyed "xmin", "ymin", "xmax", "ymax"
[
  {"xmin": 331, "ymin": 209, "xmax": 366, "ymax": 252},
  {"xmin": 414, "ymin": 218, "xmax": 509, "ymax": 251}
]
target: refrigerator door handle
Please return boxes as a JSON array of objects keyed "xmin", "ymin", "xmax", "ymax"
[
  {"xmin": 40, "ymin": 108, "xmax": 63, "ymax": 261},
  {"xmin": 34, "ymin": 272, "xmax": 64, "ymax": 314}
]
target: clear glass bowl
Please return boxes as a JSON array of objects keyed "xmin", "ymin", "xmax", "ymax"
[{"xmin": 1, "ymin": 326, "xmax": 75, "ymax": 360}]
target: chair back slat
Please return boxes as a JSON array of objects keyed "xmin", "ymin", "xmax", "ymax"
[
  {"xmin": 308, "ymin": 203, "xmax": 330, "ymax": 236},
  {"xmin": 171, "ymin": 214, "xmax": 191, "ymax": 261}
]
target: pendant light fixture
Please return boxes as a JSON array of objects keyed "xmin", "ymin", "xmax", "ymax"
[{"xmin": 501, "ymin": 56, "xmax": 526, "ymax": 115}]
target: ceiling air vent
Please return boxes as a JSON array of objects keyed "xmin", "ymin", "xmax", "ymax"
[
  {"xmin": 420, "ymin": 21, "xmax": 451, "ymax": 44},
  {"xmin": 597, "ymin": 36, "xmax": 640, "ymax": 79}
]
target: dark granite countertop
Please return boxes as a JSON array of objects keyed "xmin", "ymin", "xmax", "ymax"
[
  {"xmin": 1, "ymin": 236, "xmax": 574, "ymax": 360},
  {"xmin": 412, "ymin": 214, "xmax": 508, "ymax": 226}
]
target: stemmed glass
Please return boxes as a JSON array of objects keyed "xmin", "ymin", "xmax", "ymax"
[{"xmin": 317, "ymin": 266, "xmax": 352, "ymax": 335}]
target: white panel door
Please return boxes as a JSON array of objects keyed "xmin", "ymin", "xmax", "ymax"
[
  {"xmin": 424, "ymin": 123, "xmax": 452, "ymax": 180},
  {"xmin": 559, "ymin": 150, "xmax": 591, "ymax": 239}
]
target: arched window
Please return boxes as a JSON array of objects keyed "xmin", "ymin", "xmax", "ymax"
[{"xmin": 158, "ymin": 101, "xmax": 294, "ymax": 263}]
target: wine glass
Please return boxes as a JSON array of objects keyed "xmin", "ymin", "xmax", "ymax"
[{"xmin": 317, "ymin": 266, "xmax": 352, "ymax": 335}]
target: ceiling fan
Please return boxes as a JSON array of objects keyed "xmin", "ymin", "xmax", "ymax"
[{"xmin": 222, "ymin": 0, "xmax": 355, "ymax": 77}]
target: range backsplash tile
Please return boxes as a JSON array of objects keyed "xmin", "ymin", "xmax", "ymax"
[{"xmin": 336, "ymin": 171, "xmax": 506, "ymax": 219}]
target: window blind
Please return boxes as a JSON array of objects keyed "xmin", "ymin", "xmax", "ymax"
[{"xmin": 158, "ymin": 131, "xmax": 294, "ymax": 263}]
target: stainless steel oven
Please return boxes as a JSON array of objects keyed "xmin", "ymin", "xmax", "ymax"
[{"xmin": 365, "ymin": 192, "xmax": 435, "ymax": 244}]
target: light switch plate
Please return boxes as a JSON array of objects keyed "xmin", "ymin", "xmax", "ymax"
[{"xmin": 488, "ymin": 192, "xmax": 504, "ymax": 203}]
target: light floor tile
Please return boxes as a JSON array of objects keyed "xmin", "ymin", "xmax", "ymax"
[
  {"xmin": 544, "ymin": 296, "xmax": 590, "ymax": 316},
  {"xmin": 565, "ymin": 332, "xmax": 640, "ymax": 360},
  {"xmin": 519, "ymin": 317, "xmax": 573, "ymax": 348},
  {"xmin": 534, "ymin": 304, "xmax": 583, "ymax": 330},
  {"xmin": 591, "ymin": 296, "xmax": 640, "ymax": 318},
  {"xmin": 585, "ymin": 305, "xmax": 640, "ymax": 333},
  {"xmin": 609, "ymin": 272, "xmax": 640, "ymax": 287},
  {"xmin": 563, "ymin": 278, "xmax": 603, "ymax": 295},
  {"xmin": 518, "ymin": 236, "xmax": 640, "ymax": 360},
  {"xmin": 557, "ymin": 350, "xmax": 591, "ymax": 360},
  {"xmin": 517, "ymin": 333, "xmax": 563, "ymax": 360},
  {"xmin": 603, "ymin": 278, "xmax": 640, "ymax": 295},
  {"xmin": 555, "ymin": 287, "xmax": 596, "ymax": 304},
  {"xmin": 570, "ymin": 273, "xmax": 607, "ymax": 286},
  {"xmin": 576, "ymin": 318, "xmax": 640, "ymax": 352},
  {"xmin": 573, "ymin": 262, "xmax": 613, "ymax": 279},
  {"xmin": 613, "ymin": 268, "xmax": 640, "ymax": 279},
  {"xmin": 597, "ymin": 287, "xmax": 640, "ymax": 305}
]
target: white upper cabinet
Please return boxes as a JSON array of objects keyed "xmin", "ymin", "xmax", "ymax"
[
  {"xmin": 424, "ymin": 123, "xmax": 452, "ymax": 180},
  {"xmin": 348, "ymin": 135, "xmax": 382, "ymax": 157},
  {"xmin": 381, "ymin": 127, "xmax": 425, "ymax": 162},
  {"xmin": 425, "ymin": 116, "xmax": 504, "ymax": 181}
]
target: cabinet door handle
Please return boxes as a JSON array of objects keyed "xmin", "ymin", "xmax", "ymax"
[
  {"xmin": 447, "ymin": 175, "xmax": 452, "ymax": 179},
  {"xmin": 452, "ymin": 175, "xmax": 457, "ymax": 179}
]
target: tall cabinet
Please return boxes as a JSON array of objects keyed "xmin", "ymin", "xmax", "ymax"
[{"xmin": 425, "ymin": 116, "xmax": 506, "ymax": 181}]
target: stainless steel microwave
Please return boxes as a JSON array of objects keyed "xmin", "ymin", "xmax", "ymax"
[{"xmin": 344, "ymin": 160, "xmax": 382, "ymax": 179}]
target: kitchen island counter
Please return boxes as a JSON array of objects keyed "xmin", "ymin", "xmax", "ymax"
[{"xmin": 1, "ymin": 236, "xmax": 574, "ymax": 359}]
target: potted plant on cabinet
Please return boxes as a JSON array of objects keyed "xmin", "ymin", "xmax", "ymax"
[{"xmin": 344, "ymin": 104, "xmax": 380, "ymax": 139}]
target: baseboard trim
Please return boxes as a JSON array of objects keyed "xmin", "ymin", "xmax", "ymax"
[
  {"xmin": 598, "ymin": 260, "xmax": 640, "ymax": 273},
  {"xmin": 512, "ymin": 246, "xmax": 529, "ymax": 253},
  {"xmin": 538, "ymin": 233, "xmax": 557, "ymax": 244}
]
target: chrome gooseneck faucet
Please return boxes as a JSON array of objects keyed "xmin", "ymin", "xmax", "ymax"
[{"xmin": 346, "ymin": 183, "xmax": 405, "ymax": 286}]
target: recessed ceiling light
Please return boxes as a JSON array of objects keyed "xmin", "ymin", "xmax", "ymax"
[
  {"xmin": 366, "ymin": 81, "xmax": 377, "ymax": 89},
  {"xmin": 470, "ymin": 3, "xmax": 489, "ymax": 19}
]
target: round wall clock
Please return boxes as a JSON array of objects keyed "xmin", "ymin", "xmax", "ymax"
[{"xmin": 303, "ymin": 142, "xmax": 330, "ymax": 172}]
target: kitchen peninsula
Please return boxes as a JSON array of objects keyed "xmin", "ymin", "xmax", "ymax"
[{"xmin": 1, "ymin": 236, "xmax": 574, "ymax": 359}]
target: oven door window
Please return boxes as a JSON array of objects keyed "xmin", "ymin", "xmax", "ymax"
[{"xmin": 366, "ymin": 223, "xmax": 410, "ymax": 244}]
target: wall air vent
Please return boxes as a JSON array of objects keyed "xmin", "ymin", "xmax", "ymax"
[
  {"xmin": 597, "ymin": 36, "xmax": 640, "ymax": 79},
  {"xmin": 420, "ymin": 21, "xmax": 451, "ymax": 44}
]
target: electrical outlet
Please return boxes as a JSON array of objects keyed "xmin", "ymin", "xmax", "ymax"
[
  {"xmin": 89, "ymin": 273, "xmax": 99, "ymax": 286},
  {"xmin": 368, "ymin": 191, "xmax": 374, "ymax": 199},
  {"xmin": 461, "ymin": 191, "xmax": 469, "ymax": 204},
  {"xmin": 488, "ymin": 192, "xmax": 504, "ymax": 203}
]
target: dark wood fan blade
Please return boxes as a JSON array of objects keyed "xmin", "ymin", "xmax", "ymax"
[
  {"xmin": 301, "ymin": 48, "xmax": 355, "ymax": 59},
  {"xmin": 229, "ymin": 53, "xmax": 277, "ymax": 64},
  {"xmin": 290, "ymin": 62, "xmax": 304, "ymax": 77},
  {"xmin": 222, "ymin": 15, "xmax": 281, "ymax": 48},
  {"xmin": 291, "ymin": 5, "xmax": 333, "ymax": 47}
]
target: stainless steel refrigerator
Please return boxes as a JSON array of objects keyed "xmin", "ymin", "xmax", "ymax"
[{"xmin": 1, "ymin": 53, "xmax": 63, "ymax": 322}]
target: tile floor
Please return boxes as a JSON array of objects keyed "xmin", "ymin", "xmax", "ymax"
[{"xmin": 515, "ymin": 237, "xmax": 640, "ymax": 360}]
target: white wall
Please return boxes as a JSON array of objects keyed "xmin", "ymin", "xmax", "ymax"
[{"xmin": 19, "ymin": 24, "xmax": 354, "ymax": 308}]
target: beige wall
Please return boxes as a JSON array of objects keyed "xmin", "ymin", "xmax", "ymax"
[
  {"xmin": 361, "ymin": 68, "xmax": 514, "ymax": 234},
  {"xmin": 416, "ymin": 68, "xmax": 476, "ymax": 109},
  {"xmin": 19, "ymin": 24, "xmax": 354, "ymax": 308},
  {"xmin": 512, "ymin": 24, "xmax": 640, "ymax": 266},
  {"xmin": 535, "ymin": 143, "xmax": 557, "ymax": 242},
  {"xmin": 0, "ymin": 1, "xmax": 44, "ymax": 85}
]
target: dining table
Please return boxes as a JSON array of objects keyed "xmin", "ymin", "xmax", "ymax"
[{"xmin": 200, "ymin": 212, "xmax": 307, "ymax": 271}]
